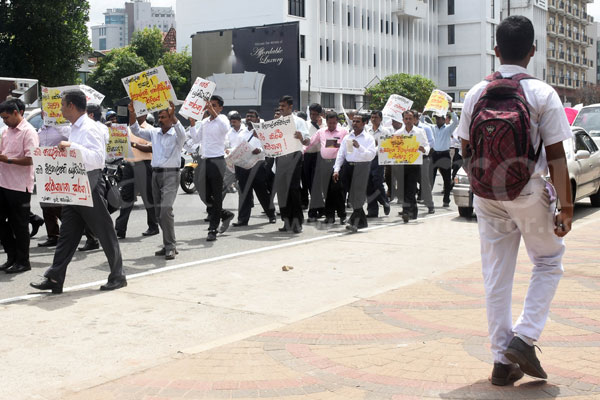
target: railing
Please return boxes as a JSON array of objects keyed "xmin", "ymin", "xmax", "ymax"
[
  {"xmin": 559, "ymin": 26, "xmax": 565, "ymax": 34},
  {"xmin": 559, "ymin": 51, "xmax": 565, "ymax": 59}
]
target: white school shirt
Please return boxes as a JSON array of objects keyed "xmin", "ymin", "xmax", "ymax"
[
  {"xmin": 333, "ymin": 130, "xmax": 377, "ymax": 173},
  {"xmin": 189, "ymin": 114, "xmax": 229, "ymax": 158},
  {"xmin": 456, "ymin": 64, "xmax": 573, "ymax": 178},
  {"xmin": 69, "ymin": 113, "xmax": 106, "ymax": 171},
  {"xmin": 394, "ymin": 125, "xmax": 431, "ymax": 156}
]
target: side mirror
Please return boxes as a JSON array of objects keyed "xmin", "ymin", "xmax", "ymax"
[{"xmin": 575, "ymin": 150, "xmax": 591, "ymax": 160}]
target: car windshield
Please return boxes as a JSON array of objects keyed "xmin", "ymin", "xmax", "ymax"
[{"xmin": 572, "ymin": 107, "xmax": 600, "ymax": 137}]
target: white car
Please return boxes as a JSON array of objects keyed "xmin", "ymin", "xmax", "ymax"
[
  {"xmin": 572, "ymin": 104, "xmax": 600, "ymax": 148},
  {"xmin": 453, "ymin": 127, "xmax": 600, "ymax": 218},
  {"xmin": 0, "ymin": 107, "xmax": 43, "ymax": 131}
]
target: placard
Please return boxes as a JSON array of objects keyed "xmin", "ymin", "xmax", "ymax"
[
  {"xmin": 226, "ymin": 140, "xmax": 265, "ymax": 170},
  {"xmin": 121, "ymin": 66, "xmax": 177, "ymax": 116},
  {"xmin": 32, "ymin": 147, "xmax": 93, "ymax": 207},
  {"xmin": 79, "ymin": 85, "xmax": 105, "ymax": 105},
  {"xmin": 179, "ymin": 77, "xmax": 216, "ymax": 119},
  {"xmin": 423, "ymin": 89, "xmax": 452, "ymax": 116},
  {"xmin": 378, "ymin": 134, "xmax": 423, "ymax": 165},
  {"xmin": 41, "ymin": 85, "xmax": 106, "ymax": 126},
  {"xmin": 382, "ymin": 94, "xmax": 414, "ymax": 122},
  {"xmin": 106, "ymin": 124, "xmax": 129, "ymax": 159},
  {"xmin": 254, "ymin": 115, "xmax": 302, "ymax": 157}
]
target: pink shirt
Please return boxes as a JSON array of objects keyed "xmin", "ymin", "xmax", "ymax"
[
  {"xmin": 0, "ymin": 118, "xmax": 39, "ymax": 192},
  {"xmin": 305, "ymin": 126, "xmax": 348, "ymax": 159}
]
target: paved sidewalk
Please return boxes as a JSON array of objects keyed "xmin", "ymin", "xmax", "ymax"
[{"xmin": 61, "ymin": 217, "xmax": 600, "ymax": 400}]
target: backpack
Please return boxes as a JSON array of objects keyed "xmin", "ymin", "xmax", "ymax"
[{"xmin": 467, "ymin": 72, "xmax": 542, "ymax": 201}]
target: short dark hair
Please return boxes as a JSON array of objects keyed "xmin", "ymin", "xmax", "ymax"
[
  {"xmin": 62, "ymin": 90, "xmax": 87, "ymax": 112},
  {"xmin": 279, "ymin": 95, "xmax": 293, "ymax": 105},
  {"xmin": 297, "ymin": 111, "xmax": 307, "ymax": 121},
  {"xmin": 0, "ymin": 99, "xmax": 21, "ymax": 114},
  {"xmin": 13, "ymin": 98, "xmax": 25, "ymax": 113},
  {"xmin": 246, "ymin": 109, "xmax": 259, "ymax": 119},
  {"xmin": 325, "ymin": 111, "xmax": 338, "ymax": 120},
  {"xmin": 229, "ymin": 113, "xmax": 241, "ymax": 121},
  {"xmin": 370, "ymin": 110, "xmax": 382, "ymax": 118},
  {"xmin": 86, "ymin": 104, "xmax": 102, "ymax": 122},
  {"xmin": 354, "ymin": 113, "xmax": 370, "ymax": 123},
  {"xmin": 496, "ymin": 15, "xmax": 534, "ymax": 62},
  {"xmin": 308, "ymin": 103, "xmax": 323, "ymax": 114},
  {"xmin": 410, "ymin": 109, "xmax": 420, "ymax": 119},
  {"xmin": 402, "ymin": 110, "xmax": 417, "ymax": 118},
  {"xmin": 210, "ymin": 95, "xmax": 224, "ymax": 107}
]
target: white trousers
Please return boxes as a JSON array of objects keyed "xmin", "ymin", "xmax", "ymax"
[{"xmin": 473, "ymin": 178, "xmax": 565, "ymax": 364}]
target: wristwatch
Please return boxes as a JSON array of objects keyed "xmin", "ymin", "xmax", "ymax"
[{"xmin": 6, "ymin": 159, "xmax": 12, "ymax": 164}]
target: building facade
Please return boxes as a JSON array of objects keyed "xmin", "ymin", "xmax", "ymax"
[{"xmin": 91, "ymin": 0, "xmax": 175, "ymax": 51}]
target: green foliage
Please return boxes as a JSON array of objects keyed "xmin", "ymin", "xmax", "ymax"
[
  {"xmin": 131, "ymin": 27, "xmax": 166, "ymax": 68},
  {"xmin": 160, "ymin": 47, "xmax": 192, "ymax": 100},
  {"xmin": 88, "ymin": 47, "xmax": 148, "ymax": 107},
  {"xmin": 365, "ymin": 73, "xmax": 437, "ymax": 112},
  {"xmin": 0, "ymin": 0, "xmax": 91, "ymax": 86}
]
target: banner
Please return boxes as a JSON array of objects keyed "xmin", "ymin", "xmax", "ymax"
[
  {"xmin": 423, "ymin": 89, "xmax": 452, "ymax": 116},
  {"xmin": 378, "ymin": 133, "xmax": 423, "ymax": 165},
  {"xmin": 106, "ymin": 124, "xmax": 129, "ymax": 159},
  {"xmin": 122, "ymin": 66, "xmax": 176, "ymax": 116},
  {"xmin": 32, "ymin": 147, "xmax": 93, "ymax": 207},
  {"xmin": 382, "ymin": 94, "xmax": 414, "ymax": 122},
  {"xmin": 226, "ymin": 140, "xmax": 265, "ymax": 170},
  {"xmin": 42, "ymin": 85, "xmax": 106, "ymax": 126},
  {"xmin": 179, "ymin": 77, "xmax": 216, "ymax": 120},
  {"xmin": 254, "ymin": 115, "xmax": 301, "ymax": 157}
]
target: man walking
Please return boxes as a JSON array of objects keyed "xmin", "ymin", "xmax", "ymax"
[
  {"xmin": 366, "ymin": 110, "xmax": 391, "ymax": 218},
  {"xmin": 304, "ymin": 103, "xmax": 326, "ymax": 221},
  {"xmin": 457, "ymin": 16, "xmax": 573, "ymax": 385},
  {"xmin": 31, "ymin": 90, "xmax": 127, "ymax": 293}
]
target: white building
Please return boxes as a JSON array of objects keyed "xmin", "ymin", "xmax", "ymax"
[
  {"xmin": 178, "ymin": 0, "xmax": 439, "ymax": 110},
  {"xmin": 91, "ymin": 0, "xmax": 175, "ymax": 51}
]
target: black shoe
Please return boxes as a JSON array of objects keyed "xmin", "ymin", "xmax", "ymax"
[
  {"xmin": 207, "ymin": 230, "xmax": 217, "ymax": 241},
  {"xmin": 0, "ymin": 260, "xmax": 15, "ymax": 271},
  {"xmin": 339, "ymin": 217, "xmax": 346, "ymax": 225},
  {"xmin": 402, "ymin": 212, "xmax": 410, "ymax": 223},
  {"xmin": 219, "ymin": 212, "xmax": 234, "ymax": 233},
  {"xmin": 203, "ymin": 216, "xmax": 212, "ymax": 222},
  {"xmin": 100, "ymin": 279, "xmax": 127, "ymax": 291},
  {"xmin": 142, "ymin": 228, "xmax": 159, "ymax": 236},
  {"xmin": 38, "ymin": 238, "xmax": 58, "ymax": 247},
  {"xmin": 292, "ymin": 225, "xmax": 302, "ymax": 234},
  {"xmin": 278, "ymin": 225, "xmax": 289, "ymax": 232},
  {"xmin": 232, "ymin": 221, "xmax": 248, "ymax": 227},
  {"xmin": 5, "ymin": 263, "xmax": 31, "ymax": 274},
  {"xmin": 490, "ymin": 362, "xmax": 524, "ymax": 386},
  {"xmin": 366, "ymin": 214, "xmax": 378, "ymax": 218},
  {"xmin": 443, "ymin": 202, "xmax": 450, "ymax": 207},
  {"xmin": 383, "ymin": 203, "xmax": 391, "ymax": 216},
  {"xmin": 345, "ymin": 223, "xmax": 358, "ymax": 233},
  {"xmin": 30, "ymin": 278, "xmax": 63, "ymax": 294},
  {"xmin": 428, "ymin": 207, "xmax": 435, "ymax": 214},
  {"xmin": 306, "ymin": 217, "xmax": 318, "ymax": 223},
  {"xmin": 165, "ymin": 249, "xmax": 177, "ymax": 260},
  {"xmin": 504, "ymin": 337, "xmax": 548, "ymax": 379},
  {"xmin": 116, "ymin": 231, "xmax": 126, "ymax": 239},
  {"xmin": 268, "ymin": 216, "xmax": 277, "ymax": 224},
  {"xmin": 155, "ymin": 248, "xmax": 178, "ymax": 256},
  {"xmin": 30, "ymin": 216, "xmax": 44, "ymax": 238},
  {"xmin": 78, "ymin": 241, "xmax": 99, "ymax": 251}
]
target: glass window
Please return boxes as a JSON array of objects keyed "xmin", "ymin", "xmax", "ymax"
[
  {"xmin": 288, "ymin": 0, "xmax": 305, "ymax": 17},
  {"xmin": 448, "ymin": 66, "xmax": 457, "ymax": 87},
  {"xmin": 448, "ymin": 0, "xmax": 454, "ymax": 15},
  {"xmin": 300, "ymin": 35, "xmax": 305, "ymax": 59},
  {"xmin": 448, "ymin": 25, "xmax": 455, "ymax": 44},
  {"xmin": 322, "ymin": 92, "xmax": 335, "ymax": 108}
]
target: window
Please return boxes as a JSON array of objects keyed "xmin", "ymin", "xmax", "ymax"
[
  {"xmin": 380, "ymin": 19, "xmax": 383, "ymax": 33},
  {"xmin": 367, "ymin": 15, "xmax": 370, "ymax": 30},
  {"xmin": 391, "ymin": 21, "xmax": 394, "ymax": 35},
  {"xmin": 491, "ymin": 55, "xmax": 495, "ymax": 72},
  {"xmin": 320, "ymin": 40, "xmax": 323, "ymax": 60},
  {"xmin": 326, "ymin": 39, "xmax": 330, "ymax": 61},
  {"xmin": 374, "ymin": 50, "xmax": 377, "ymax": 68},
  {"xmin": 99, "ymin": 38, "xmax": 106, "ymax": 50},
  {"xmin": 448, "ymin": 66, "xmax": 457, "ymax": 87},
  {"xmin": 448, "ymin": 0, "xmax": 455, "ymax": 15},
  {"xmin": 343, "ymin": 94, "xmax": 356, "ymax": 109},
  {"xmin": 491, "ymin": 26, "xmax": 495, "ymax": 50},
  {"xmin": 322, "ymin": 92, "xmax": 335, "ymax": 108},
  {"xmin": 288, "ymin": 0, "xmax": 305, "ymax": 17},
  {"xmin": 491, "ymin": 0, "xmax": 495, "ymax": 18},
  {"xmin": 347, "ymin": 42, "xmax": 351, "ymax": 64},
  {"xmin": 332, "ymin": 1, "xmax": 336, "ymax": 24},
  {"xmin": 300, "ymin": 35, "xmax": 305, "ymax": 59},
  {"xmin": 448, "ymin": 25, "xmax": 455, "ymax": 44},
  {"xmin": 347, "ymin": 6, "xmax": 351, "ymax": 26},
  {"xmin": 386, "ymin": 20, "xmax": 389, "ymax": 34}
]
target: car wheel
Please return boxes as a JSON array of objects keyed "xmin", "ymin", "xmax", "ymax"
[
  {"xmin": 458, "ymin": 207, "xmax": 474, "ymax": 218},
  {"xmin": 590, "ymin": 189, "xmax": 600, "ymax": 207}
]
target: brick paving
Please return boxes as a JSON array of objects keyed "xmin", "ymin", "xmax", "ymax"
[{"xmin": 65, "ymin": 219, "xmax": 600, "ymax": 400}]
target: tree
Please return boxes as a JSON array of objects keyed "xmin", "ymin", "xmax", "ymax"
[
  {"xmin": 88, "ymin": 47, "xmax": 148, "ymax": 107},
  {"xmin": 160, "ymin": 47, "xmax": 192, "ymax": 100},
  {"xmin": 131, "ymin": 27, "xmax": 166, "ymax": 68},
  {"xmin": 0, "ymin": 0, "xmax": 91, "ymax": 86},
  {"xmin": 365, "ymin": 73, "xmax": 437, "ymax": 112},
  {"xmin": 574, "ymin": 84, "xmax": 600, "ymax": 106}
]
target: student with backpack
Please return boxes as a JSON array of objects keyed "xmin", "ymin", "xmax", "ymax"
[{"xmin": 456, "ymin": 16, "xmax": 573, "ymax": 386}]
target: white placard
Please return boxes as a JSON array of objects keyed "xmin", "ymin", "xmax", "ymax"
[
  {"xmin": 179, "ymin": 77, "xmax": 216, "ymax": 120},
  {"xmin": 254, "ymin": 115, "xmax": 302, "ymax": 157},
  {"xmin": 226, "ymin": 140, "xmax": 265, "ymax": 170},
  {"xmin": 382, "ymin": 94, "xmax": 414, "ymax": 122}
]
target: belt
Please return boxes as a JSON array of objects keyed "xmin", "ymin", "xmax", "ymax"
[
  {"xmin": 152, "ymin": 167, "xmax": 179, "ymax": 172},
  {"xmin": 346, "ymin": 161, "xmax": 367, "ymax": 166},
  {"xmin": 205, "ymin": 156, "xmax": 224, "ymax": 160}
]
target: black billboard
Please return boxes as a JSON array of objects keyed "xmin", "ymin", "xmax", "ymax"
[{"xmin": 191, "ymin": 22, "xmax": 300, "ymax": 117}]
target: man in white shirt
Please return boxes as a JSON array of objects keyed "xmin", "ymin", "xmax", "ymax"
[
  {"xmin": 333, "ymin": 114, "xmax": 377, "ymax": 232},
  {"xmin": 366, "ymin": 110, "xmax": 391, "ymax": 218},
  {"xmin": 457, "ymin": 16, "xmax": 573, "ymax": 385},
  {"xmin": 189, "ymin": 95, "xmax": 235, "ymax": 242},
  {"xmin": 31, "ymin": 90, "xmax": 127, "ymax": 293},
  {"xmin": 304, "ymin": 103, "xmax": 326, "ymax": 221}
]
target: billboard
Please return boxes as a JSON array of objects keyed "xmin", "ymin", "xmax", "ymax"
[{"xmin": 191, "ymin": 22, "xmax": 300, "ymax": 117}]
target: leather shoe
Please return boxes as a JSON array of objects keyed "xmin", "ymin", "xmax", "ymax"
[
  {"xmin": 78, "ymin": 241, "xmax": 99, "ymax": 251},
  {"xmin": 30, "ymin": 278, "xmax": 63, "ymax": 294},
  {"xmin": 366, "ymin": 214, "xmax": 378, "ymax": 218},
  {"xmin": 38, "ymin": 237, "xmax": 58, "ymax": 247},
  {"xmin": 268, "ymin": 216, "xmax": 277, "ymax": 223},
  {"xmin": 30, "ymin": 215, "xmax": 44, "ymax": 238},
  {"xmin": 428, "ymin": 207, "xmax": 435, "ymax": 214},
  {"xmin": 232, "ymin": 221, "xmax": 248, "ymax": 227},
  {"xmin": 142, "ymin": 228, "xmax": 159, "ymax": 236},
  {"xmin": 5, "ymin": 263, "xmax": 31, "ymax": 274},
  {"xmin": 504, "ymin": 336, "xmax": 547, "ymax": 379},
  {"xmin": 345, "ymin": 223, "xmax": 358, "ymax": 233},
  {"xmin": 292, "ymin": 225, "xmax": 302, "ymax": 233},
  {"xmin": 490, "ymin": 362, "xmax": 524, "ymax": 386},
  {"xmin": 219, "ymin": 212, "xmax": 235, "ymax": 233},
  {"xmin": 0, "ymin": 260, "xmax": 14, "ymax": 271},
  {"xmin": 206, "ymin": 230, "xmax": 217, "ymax": 241},
  {"xmin": 100, "ymin": 279, "xmax": 127, "ymax": 291},
  {"xmin": 383, "ymin": 203, "xmax": 391, "ymax": 216},
  {"xmin": 278, "ymin": 225, "xmax": 289, "ymax": 232},
  {"xmin": 165, "ymin": 249, "xmax": 177, "ymax": 260},
  {"xmin": 339, "ymin": 217, "xmax": 346, "ymax": 225},
  {"xmin": 116, "ymin": 231, "xmax": 126, "ymax": 239},
  {"xmin": 155, "ymin": 248, "xmax": 178, "ymax": 256}
]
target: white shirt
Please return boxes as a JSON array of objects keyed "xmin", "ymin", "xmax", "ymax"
[
  {"xmin": 457, "ymin": 64, "xmax": 573, "ymax": 177},
  {"xmin": 394, "ymin": 125, "xmax": 430, "ymax": 156},
  {"xmin": 130, "ymin": 121, "xmax": 187, "ymax": 168},
  {"xmin": 96, "ymin": 120, "xmax": 109, "ymax": 145},
  {"xmin": 333, "ymin": 130, "xmax": 377, "ymax": 173},
  {"xmin": 306, "ymin": 119, "xmax": 325, "ymax": 153},
  {"xmin": 190, "ymin": 114, "xmax": 229, "ymax": 158},
  {"xmin": 293, "ymin": 114, "xmax": 310, "ymax": 141},
  {"xmin": 370, "ymin": 125, "xmax": 391, "ymax": 147},
  {"xmin": 69, "ymin": 113, "xmax": 106, "ymax": 171}
]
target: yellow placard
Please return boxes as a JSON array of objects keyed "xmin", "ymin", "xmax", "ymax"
[
  {"xmin": 423, "ymin": 89, "xmax": 452, "ymax": 116},
  {"xmin": 378, "ymin": 134, "xmax": 423, "ymax": 165},
  {"xmin": 122, "ymin": 66, "xmax": 176, "ymax": 116}
]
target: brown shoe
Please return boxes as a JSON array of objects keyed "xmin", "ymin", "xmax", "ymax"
[{"xmin": 490, "ymin": 362, "xmax": 524, "ymax": 386}]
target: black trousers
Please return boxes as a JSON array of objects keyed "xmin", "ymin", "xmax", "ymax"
[
  {"xmin": 302, "ymin": 152, "xmax": 318, "ymax": 213},
  {"xmin": 451, "ymin": 148, "xmax": 464, "ymax": 181},
  {"xmin": 367, "ymin": 158, "xmax": 388, "ymax": 216},
  {"xmin": 235, "ymin": 161, "xmax": 275, "ymax": 224},
  {"xmin": 41, "ymin": 204, "xmax": 62, "ymax": 239},
  {"xmin": 341, "ymin": 161, "xmax": 370, "ymax": 228},
  {"xmin": 0, "ymin": 187, "xmax": 31, "ymax": 266},
  {"xmin": 44, "ymin": 170, "xmax": 124, "ymax": 285},
  {"xmin": 402, "ymin": 165, "xmax": 420, "ymax": 215},
  {"xmin": 197, "ymin": 157, "xmax": 231, "ymax": 231},
  {"xmin": 273, "ymin": 151, "xmax": 303, "ymax": 228},
  {"xmin": 115, "ymin": 160, "xmax": 158, "ymax": 234},
  {"xmin": 432, "ymin": 150, "xmax": 452, "ymax": 204}
]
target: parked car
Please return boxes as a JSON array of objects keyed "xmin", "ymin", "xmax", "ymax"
[
  {"xmin": 0, "ymin": 107, "xmax": 43, "ymax": 132},
  {"xmin": 572, "ymin": 104, "xmax": 600, "ymax": 147},
  {"xmin": 453, "ymin": 126, "xmax": 600, "ymax": 218}
]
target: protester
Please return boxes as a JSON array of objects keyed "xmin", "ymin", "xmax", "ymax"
[
  {"xmin": 304, "ymin": 103, "xmax": 326, "ymax": 220},
  {"xmin": 413, "ymin": 110, "xmax": 436, "ymax": 214},
  {"xmin": 366, "ymin": 110, "xmax": 391, "ymax": 218}
]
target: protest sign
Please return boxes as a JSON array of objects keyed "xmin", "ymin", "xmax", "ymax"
[
  {"xmin": 382, "ymin": 94, "xmax": 414, "ymax": 122},
  {"xmin": 179, "ymin": 77, "xmax": 216, "ymax": 120},
  {"xmin": 79, "ymin": 85, "xmax": 105, "ymax": 105},
  {"xmin": 107, "ymin": 124, "xmax": 129, "ymax": 159},
  {"xmin": 378, "ymin": 133, "xmax": 423, "ymax": 165},
  {"xmin": 254, "ymin": 115, "xmax": 302, "ymax": 157},
  {"xmin": 226, "ymin": 140, "xmax": 265, "ymax": 170},
  {"xmin": 41, "ymin": 85, "xmax": 106, "ymax": 126},
  {"xmin": 32, "ymin": 147, "xmax": 93, "ymax": 207},
  {"xmin": 423, "ymin": 89, "xmax": 452, "ymax": 116},
  {"xmin": 122, "ymin": 66, "xmax": 176, "ymax": 116}
]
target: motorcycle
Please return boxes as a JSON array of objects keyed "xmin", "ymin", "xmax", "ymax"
[
  {"xmin": 103, "ymin": 158, "xmax": 125, "ymax": 213},
  {"xmin": 180, "ymin": 139, "xmax": 201, "ymax": 194}
]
